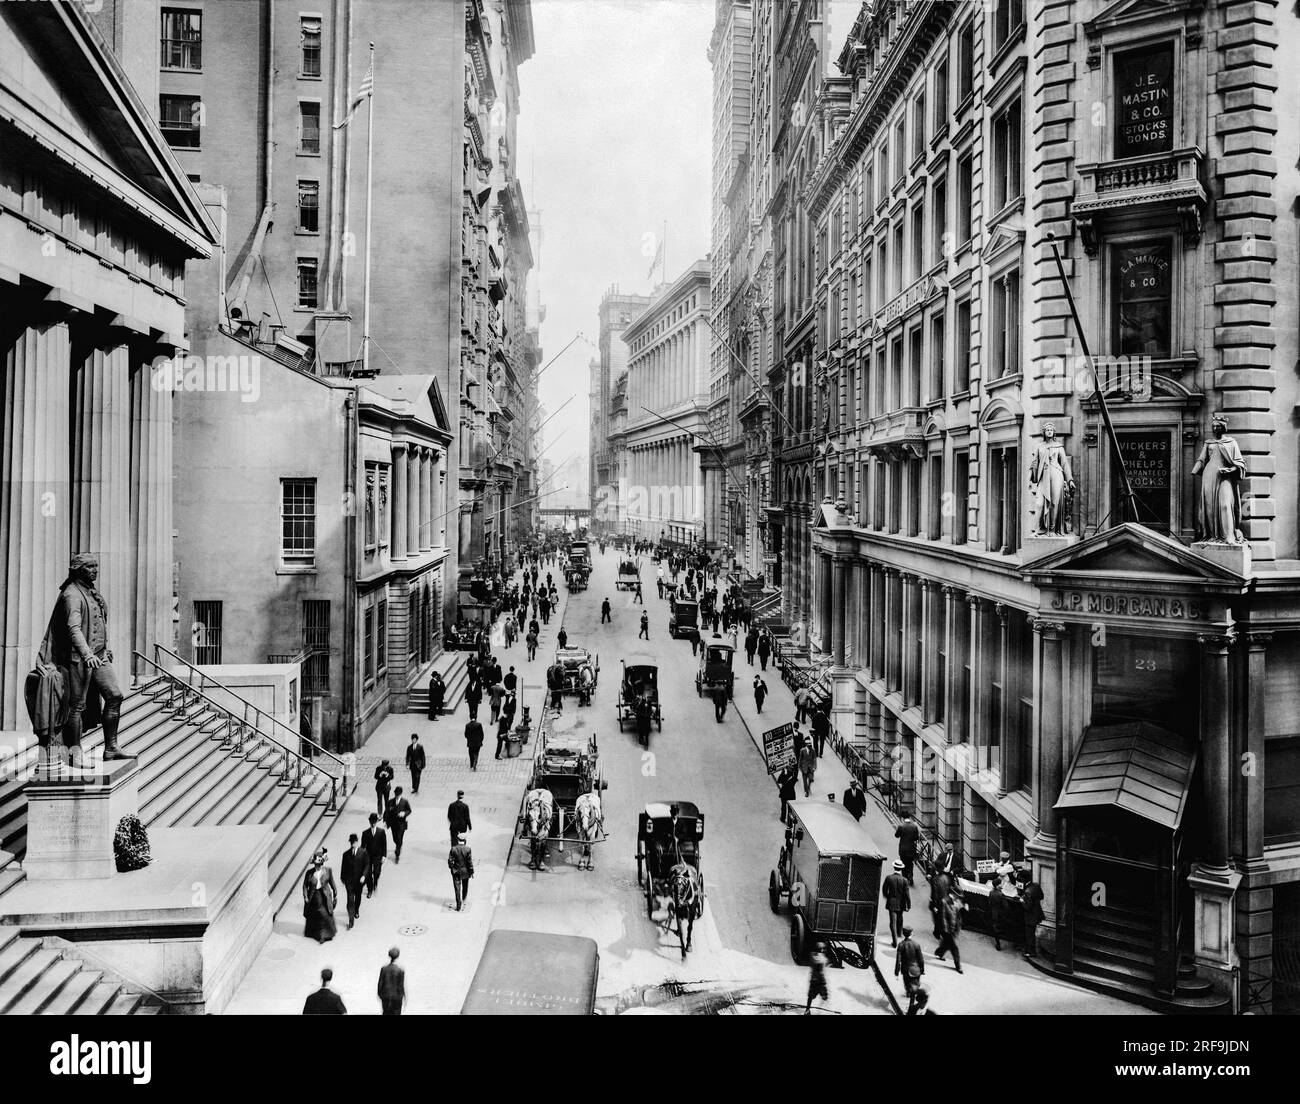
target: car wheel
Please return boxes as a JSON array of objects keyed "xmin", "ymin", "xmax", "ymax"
[{"xmin": 790, "ymin": 913, "xmax": 808, "ymax": 966}]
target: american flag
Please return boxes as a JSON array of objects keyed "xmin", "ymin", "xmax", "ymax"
[{"xmin": 333, "ymin": 57, "xmax": 374, "ymax": 130}]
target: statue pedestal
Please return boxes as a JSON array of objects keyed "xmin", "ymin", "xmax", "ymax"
[
  {"xmin": 24, "ymin": 758, "xmax": 140, "ymax": 880},
  {"xmin": 1021, "ymin": 534, "xmax": 1076, "ymax": 563},
  {"xmin": 1192, "ymin": 541, "xmax": 1252, "ymax": 579}
]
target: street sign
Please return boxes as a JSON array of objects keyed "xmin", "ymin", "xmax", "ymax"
[{"xmin": 763, "ymin": 721, "xmax": 797, "ymax": 776}]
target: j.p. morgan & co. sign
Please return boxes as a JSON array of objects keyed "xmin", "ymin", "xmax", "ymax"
[{"xmin": 1048, "ymin": 589, "xmax": 1207, "ymax": 620}]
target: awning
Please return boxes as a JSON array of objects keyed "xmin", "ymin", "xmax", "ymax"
[{"xmin": 1054, "ymin": 722, "xmax": 1198, "ymax": 831}]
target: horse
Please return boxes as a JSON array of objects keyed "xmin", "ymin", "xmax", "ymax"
[
  {"xmin": 523, "ymin": 788, "xmax": 553, "ymax": 871},
  {"xmin": 668, "ymin": 860, "xmax": 703, "ymax": 958},
  {"xmin": 573, "ymin": 792, "xmax": 603, "ymax": 871}
]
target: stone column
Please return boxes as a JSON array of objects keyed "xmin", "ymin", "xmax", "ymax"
[
  {"xmin": 419, "ymin": 449, "xmax": 433, "ymax": 553},
  {"xmin": 0, "ymin": 320, "xmax": 73, "ymax": 728},
  {"xmin": 1031, "ymin": 619, "xmax": 1066, "ymax": 838},
  {"xmin": 130, "ymin": 352, "xmax": 174, "ymax": 669},
  {"xmin": 995, "ymin": 603, "xmax": 1010, "ymax": 794},
  {"xmin": 74, "ymin": 339, "xmax": 133, "ymax": 679},
  {"xmin": 392, "ymin": 444, "xmax": 409, "ymax": 562},
  {"xmin": 402, "ymin": 445, "xmax": 418, "ymax": 555},
  {"xmin": 899, "ymin": 574, "xmax": 916, "ymax": 705},
  {"xmin": 942, "ymin": 586, "xmax": 960, "ymax": 738},
  {"xmin": 884, "ymin": 569, "xmax": 900, "ymax": 690},
  {"xmin": 921, "ymin": 580, "xmax": 939, "ymax": 725},
  {"xmin": 831, "ymin": 555, "xmax": 846, "ymax": 667},
  {"xmin": 1198, "ymin": 631, "xmax": 1236, "ymax": 873},
  {"xmin": 967, "ymin": 594, "xmax": 986, "ymax": 757}
]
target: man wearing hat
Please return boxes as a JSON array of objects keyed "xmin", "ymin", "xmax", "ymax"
[
  {"xmin": 895, "ymin": 926, "xmax": 925, "ymax": 1012},
  {"xmin": 881, "ymin": 860, "xmax": 912, "ymax": 947},
  {"xmin": 377, "ymin": 947, "xmax": 406, "ymax": 1015},
  {"xmin": 842, "ymin": 777, "xmax": 867, "ymax": 821},
  {"xmin": 374, "ymin": 759, "xmax": 395, "ymax": 816},
  {"xmin": 384, "ymin": 786, "xmax": 412, "ymax": 863},
  {"xmin": 340, "ymin": 833, "xmax": 370, "ymax": 929},
  {"xmin": 30, "ymin": 553, "xmax": 128, "ymax": 766},
  {"xmin": 447, "ymin": 790, "xmax": 472, "ymax": 846},
  {"xmin": 448, "ymin": 833, "xmax": 475, "ymax": 911}
]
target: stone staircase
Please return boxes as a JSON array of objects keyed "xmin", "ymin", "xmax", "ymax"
[
  {"xmin": 405, "ymin": 648, "xmax": 473, "ymax": 716},
  {"xmin": 0, "ymin": 671, "xmax": 352, "ymax": 1013}
]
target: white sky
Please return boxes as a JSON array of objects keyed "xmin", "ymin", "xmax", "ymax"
[{"xmin": 518, "ymin": 0, "xmax": 714, "ymax": 498}]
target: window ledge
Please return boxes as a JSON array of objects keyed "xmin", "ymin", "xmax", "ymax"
[
  {"xmin": 298, "ymin": 150, "xmax": 323, "ymax": 158},
  {"xmin": 930, "ymin": 122, "xmax": 950, "ymax": 153},
  {"xmin": 987, "ymin": 195, "xmax": 1025, "ymax": 231},
  {"xmin": 988, "ymin": 24, "xmax": 1026, "ymax": 74},
  {"xmin": 277, "ymin": 564, "xmax": 318, "ymax": 576},
  {"xmin": 161, "ymin": 67, "xmax": 204, "ymax": 75},
  {"xmin": 299, "ymin": 74, "xmax": 323, "ymax": 82},
  {"xmin": 954, "ymin": 91, "xmax": 975, "ymax": 126},
  {"xmin": 295, "ymin": 229, "xmax": 321, "ymax": 237}
]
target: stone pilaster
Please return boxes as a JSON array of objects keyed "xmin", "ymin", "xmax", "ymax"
[
  {"xmin": 392, "ymin": 444, "xmax": 409, "ymax": 562},
  {"xmin": 130, "ymin": 353, "xmax": 173, "ymax": 669}
]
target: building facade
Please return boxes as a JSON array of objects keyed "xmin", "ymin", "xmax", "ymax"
[
  {"xmin": 773, "ymin": 0, "xmax": 1300, "ymax": 1013},
  {"xmin": 0, "ymin": 1, "xmax": 215, "ymax": 730},
  {"xmin": 621, "ymin": 261, "xmax": 712, "ymax": 544},
  {"xmin": 590, "ymin": 286, "xmax": 651, "ymax": 533}
]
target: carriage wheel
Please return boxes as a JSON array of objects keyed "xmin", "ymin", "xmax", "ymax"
[
  {"xmin": 636, "ymin": 848, "xmax": 644, "ymax": 886},
  {"xmin": 695, "ymin": 679, "xmax": 702, "ymax": 698},
  {"xmin": 790, "ymin": 913, "xmax": 808, "ymax": 966},
  {"xmin": 768, "ymin": 870, "xmax": 781, "ymax": 914},
  {"xmin": 695, "ymin": 875, "xmax": 706, "ymax": 919},
  {"xmin": 645, "ymin": 874, "xmax": 656, "ymax": 919},
  {"xmin": 656, "ymin": 711, "xmax": 662, "ymax": 732}
]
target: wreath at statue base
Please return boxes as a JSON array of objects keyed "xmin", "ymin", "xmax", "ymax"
[{"xmin": 113, "ymin": 814, "xmax": 152, "ymax": 872}]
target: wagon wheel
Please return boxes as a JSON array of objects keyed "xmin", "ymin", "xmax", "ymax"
[
  {"xmin": 695, "ymin": 677, "xmax": 702, "ymax": 698},
  {"xmin": 768, "ymin": 869, "xmax": 781, "ymax": 914},
  {"xmin": 790, "ymin": 913, "xmax": 808, "ymax": 966},
  {"xmin": 656, "ymin": 707, "xmax": 662, "ymax": 732},
  {"xmin": 645, "ymin": 873, "xmax": 656, "ymax": 919},
  {"xmin": 636, "ymin": 846, "xmax": 644, "ymax": 886},
  {"xmin": 695, "ymin": 874, "xmax": 706, "ymax": 919}
]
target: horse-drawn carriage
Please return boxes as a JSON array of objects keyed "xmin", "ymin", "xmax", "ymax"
[
  {"xmin": 635, "ymin": 801, "xmax": 705, "ymax": 958},
  {"xmin": 695, "ymin": 641, "xmax": 735, "ymax": 700},
  {"xmin": 565, "ymin": 564, "xmax": 590, "ymax": 592},
  {"xmin": 552, "ymin": 646, "xmax": 599, "ymax": 704},
  {"xmin": 617, "ymin": 662, "xmax": 662, "ymax": 744},
  {"xmin": 519, "ymin": 731, "xmax": 608, "ymax": 871},
  {"xmin": 769, "ymin": 800, "xmax": 887, "ymax": 969},
  {"xmin": 616, "ymin": 559, "xmax": 640, "ymax": 591}
]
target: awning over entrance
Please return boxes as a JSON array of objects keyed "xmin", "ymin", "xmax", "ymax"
[{"xmin": 1055, "ymin": 722, "xmax": 1198, "ymax": 831}]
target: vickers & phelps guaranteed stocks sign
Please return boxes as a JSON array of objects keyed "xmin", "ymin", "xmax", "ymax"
[
  {"xmin": 763, "ymin": 722, "xmax": 797, "ymax": 775},
  {"xmin": 1116, "ymin": 44, "xmax": 1174, "ymax": 159}
]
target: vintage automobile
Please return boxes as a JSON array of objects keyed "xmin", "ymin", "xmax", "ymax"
[
  {"xmin": 694, "ymin": 641, "xmax": 735, "ymax": 700},
  {"xmin": 769, "ymin": 800, "xmax": 887, "ymax": 967},
  {"xmin": 668, "ymin": 597, "xmax": 699, "ymax": 640}
]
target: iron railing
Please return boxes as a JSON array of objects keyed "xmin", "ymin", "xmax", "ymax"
[
  {"xmin": 141, "ymin": 647, "xmax": 352, "ymax": 811},
  {"xmin": 41, "ymin": 934, "xmax": 180, "ymax": 1014}
]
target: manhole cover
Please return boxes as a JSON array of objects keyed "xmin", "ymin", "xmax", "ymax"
[{"xmin": 398, "ymin": 924, "xmax": 428, "ymax": 936}]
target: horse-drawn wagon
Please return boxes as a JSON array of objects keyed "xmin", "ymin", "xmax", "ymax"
[
  {"xmin": 565, "ymin": 563, "xmax": 591, "ymax": 592},
  {"xmin": 551, "ymin": 646, "xmax": 599, "ymax": 704},
  {"xmin": 635, "ymin": 801, "xmax": 705, "ymax": 958},
  {"xmin": 519, "ymin": 730, "xmax": 608, "ymax": 871},
  {"xmin": 615, "ymin": 559, "xmax": 640, "ymax": 591},
  {"xmin": 695, "ymin": 641, "xmax": 735, "ymax": 700},
  {"xmin": 617, "ymin": 662, "xmax": 661, "ymax": 743}
]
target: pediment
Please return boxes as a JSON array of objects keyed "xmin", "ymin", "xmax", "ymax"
[
  {"xmin": 981, "ymin": 219, "xmax": 1026, "ymax": 265},
  {"xmin": 1023, "ymin": 522, "xmax": 1245, "ymax": 582},
  {"xmin": 1084, "ymin": 0, "xmax": 1202, "ymax": 36},
  {"xmin": 1, "ymin": 3, "xmax": 215, "ymax": 254}
]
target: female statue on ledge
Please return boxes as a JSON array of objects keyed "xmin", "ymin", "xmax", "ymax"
[
  {"xmin": 1030, "ymin": 422, "xmax": 1075, "ymax": 535},
  {"xmin": 1191, "ymin": 414, "xmax": 1247, "ymax": 544}
]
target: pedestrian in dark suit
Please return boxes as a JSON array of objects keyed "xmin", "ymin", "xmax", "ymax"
[
  {"xmin": 503, "ymin": 666, "xmax": 518, "ymax": 693},
  {"xmin": 526, "ymin": 630, "xmax": 538, "ymax": 661},
  {"xmin": 989, "ymin": 876, "xmax": 1011, "ymax": 951},
  {"xmin": 601, "ymin": 598, "xmax": 612, "ymax": 623},
  {"xmin": 384, "ymin": 787, "xmax": 411, "ymax": 862},
  {"xmin": 711, "ymin": 683, "xmax": 728, "ymax": 723},
  {"xmin": 810, "ymin": 705, "xmax": 830, "ymax": 757},
  {"xmin": 935, "ymin": 888, "xmax": 965, "ymax": 972},
  {"xmin": 361, "ymin": 813, "xmax": 387, "ymax": 897},
  {"xmin": 448, "ymin": 833, "xmax": 475, "ymax": 910},
  {"xmin": 340, "ymin": 834, "xmax": 369, "ymax": 928},
  {"xmin": 302, "ymin": 968, "xmax": 346, "ymax": 1014},
  {"xmin": 930, "ymin": 871, "xmax": 951, "ymax": 939},
  {"xmin": 745, "ymin": 627, "xmax": 758, "ymax": 666},
  {"xmin": 405, "ymin": 734, "xmax": 425, "ymax": 794},
  {"xmin": 374, "ymin": 759, "xmax": 394, "ymax": 816},
  {"xmin": 501, "ymin": 690, "xmax": 517, "ymax": 731},
  {"xmin": 465, "ymin": 681, "xmax": 482, "ymax": 722},
  {"xmin": 427, "ymin": 672, "xmax": 445, "ymax": 720},
  {"xmin": 447, "ymin": 790, "xmax": 472, "ymax": 845},
  {"xmin": 882, "ymin": 860, "xmax": 911, "ymax": 946},
  {"xmin": 1022, "ymin": 878, "xmax": 1045, "ymax": 957},
  {"xmin": 495, "ymin": 712, "xmax": 511, "ymax": 760},
  {"xmin": 777, "ymin": 766, "xmax": 798, "ymax": 823},
  {"xmin": 757, "ymin": 632, "xmax": 771, "ymax": 671},
  {"xmin": 377, "ymin": 947, "xmax": 405, "ymax": 1015},
  {"xmin": 465, "ymin": 718, "xmax": 484, "ymax": 769},
  {"xmin": 843, "ymin": 778, "xmax": 867, "ymax": 821},
  {"xmin": 753, "ymin": 675, "xmax": 767, "ymax": 713},
  {"xmin": 895, "ymin": 926, "xmax": 925, "ymax": 1012},
  {"xmin": 895, "ymin": 814, "xmax": 920, "ymax": 886}
]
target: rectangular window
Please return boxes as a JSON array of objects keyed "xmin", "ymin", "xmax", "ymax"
[
  {"xmin": 958, "ymin": 22, "xmax": 976, "ymax": 102},
  {"xmin": 301, "ymin": 16, "xmax": 322, "ymax": 77},
  {"xmin": 1114, "ymin": 43, "xmax": 1174, "ymax": 159},
  {"xmin": 864, "ymin": 160, "xmax": 876, "ymax": 217},
  {"xmin": 1265, "ymin": 735, "xmax": 1300, "ymax": 844},
  {"xmin": 952, "ymin": 450, "xmax": 969, "ymax": 545},
  {"xmin": 194, "ymin": 600, "xmax": 223, "ymax": 665},
  {"xmin": 933, "ymin": 177, "xmax": 947, "ymax": 263},
  {"xmin": 1113, "ymin": 239, "xmax": 1172, "ymax": 356},
  {"xmin": 863, "ymin": 255, "xmax": 873, "ymax": 317},
  {"xmin": 912, "ymin": 93, "xmax": 926, "ymax": 161},
  {"xmin": 957, "ymin": 153, "xmax": 974, "ymax": 243},
  {"xmin": 987, "ymin": 445, "xmax": 1020, "ymax": 554},
  {"xmin": 873, "ymin": 346, "xmax": 886, "ymax": 418},
  {"xmin": 878, "ymin": 144, "xmax": 889, "ymax": 205},
  {"xmin": 929, "ymin": 311, "xmax": 946, "ymax": 402},
  {"xmin": 892, "ymin": 221, "xmax": 904, "ymax": 296},
  {"xmin": 992, "ymin": 97, "xmax": 1023, "ymax": 209},
  {"xmin": 280, "ymin": 478, "xmax": 317, "ymax": 566},
  {"xmin": 911, "ymin": 201, "xmax": 925, "ymax": 280},
  {"xmin": 1112, "ymin": 431, "xmax": 1173, "ymax": 533},
  {"xmin": 363, "ymin": 607, "xmax": 375, "ymax": 684},
  {"xmin": 994, "ymin": 0, "xmax": 1024, "ymax": 49},
  {"xmin": 161, "ymin": 8, "xmax": 202, "ymax": 70},
  {"xmin": 877, "ymin": 239, "xmax": 888, "ymax": 305},
  {"xmin": 160, "ymin": 94, "xmax": 202, "ymax": 148},
  {"xmin": 894, "ymin": 118, "xmax": 907, "ymax": 184},
  {"xmin": 299, "ymin": 102, "xmax": 321, "ymax": 154},
  {"xmin": 907, "ymin": 326, "xmax": 922, "ymax": 407},
  {"xmin": 927, "ymin": 455, "xmax": 945, "ymax": 540},
  {"xmin": 954, "ymin": 299, "xmax": 972, "ymax": 391},
  {"xmin": 874, "ymin": 458, "xmax": 886, "ymax": 530},
  {"xmin": 990, "ymin": 269, "xmax": 1021, "ymax": 378},
  {"xmin": 848, "ymin": 269, "xmax": 858, "ymax": 332},
  {"xmin": 933, "ymin": 55, "xmax": 949, "ymax": 131},
  {"xmin": 297, "ymin": 179, "xmax": 320, "ymax": 233},
  {"xmin": 377, "ymin": 600, "xmax": 388, "ymax": 674},
  {"xmin": 303, "ymin": 600, "xmax": 331, "ymax": 696},
  {"xmin": 297, "ymin": 257, "xmax": 319, "ymax": 308},
  {"xmin": 889, "ymin": 334, "xmax": 904, "ymax": 412},
  {"xmin": 906, "ymin": 458, "xmax": 923, "ymax": 538}
]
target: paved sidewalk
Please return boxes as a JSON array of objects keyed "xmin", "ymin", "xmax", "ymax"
[
  {"xmin": 225, "ymin": 565, "xmax": 569, "ymax": 1015},
  {"xmin": 726, "ymin": 642, "xmax": 1150, "ymax": 1016}
]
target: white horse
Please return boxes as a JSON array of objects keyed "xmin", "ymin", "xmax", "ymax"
[
  {"xmin": 524, "ymin": 788, "xmax": 554, "ymax": 870},
  {"xmin": 574, "ymin": 791, "xmax": 604, "ymax": 870}
]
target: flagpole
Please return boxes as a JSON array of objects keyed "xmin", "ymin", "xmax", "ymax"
[{"xmin": 361, "ymin": 42, "xmax": 375, "ymax": 376}]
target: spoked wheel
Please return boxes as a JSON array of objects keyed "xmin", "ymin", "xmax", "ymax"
[
  {"xmin": 768, "ymin": 870, "xmax": 781, "ymax": 914},
  {"xmin": 645, "ymin": 874, "xmax": 656, "ymax": 919},
  {"xmin": 636, "ymin": 848, "xmax": 644, "ymax": 886},
  {"xmin": 790, "ymin": 913, "xmax": 808, "ymax": 966}
]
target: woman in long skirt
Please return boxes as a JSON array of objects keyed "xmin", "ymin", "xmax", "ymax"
[{"xmin": 302, "ymin": 849, "xmax": 338, "ymax": 943}]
